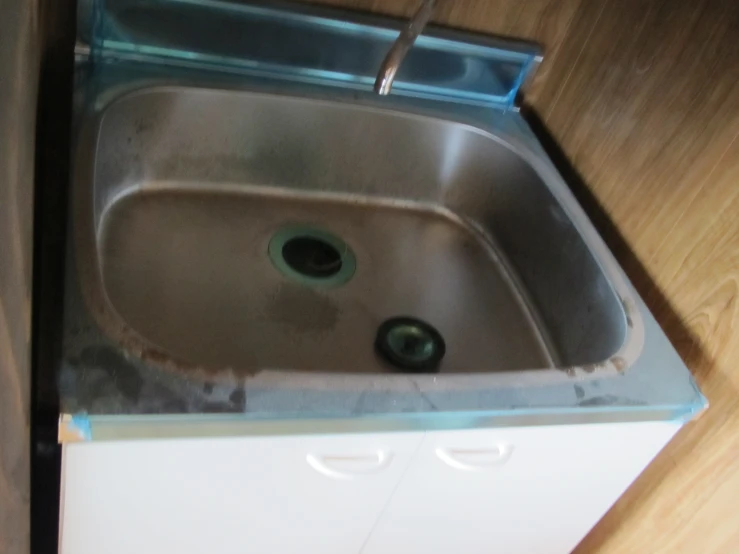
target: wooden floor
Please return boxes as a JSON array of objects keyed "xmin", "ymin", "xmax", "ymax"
[{"xmin": 308, "ymin": 1, "xmax": 739, "ymax": 552}]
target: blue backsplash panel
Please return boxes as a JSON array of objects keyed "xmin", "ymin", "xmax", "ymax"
[{"xmin": 90, "ymin": 0, "xmax": 541, "ymax": 108}]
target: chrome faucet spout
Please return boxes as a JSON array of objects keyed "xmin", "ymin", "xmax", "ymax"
[{"xmin": 374, "ymin": 0, "xmax": 439, "ymax": 95}]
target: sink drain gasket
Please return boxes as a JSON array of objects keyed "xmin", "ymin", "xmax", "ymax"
[{"xmin": 268, "ymin": 225, "xmax": 356, "ymax": 288}]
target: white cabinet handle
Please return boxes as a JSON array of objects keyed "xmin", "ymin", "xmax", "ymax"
[
  {"xmin": 306, "ymin": 450, "xmax": 393, "ymax": 480},
  {"xmin": 435, "ymin": 444, "xmax": 513, "ymax": 471}
]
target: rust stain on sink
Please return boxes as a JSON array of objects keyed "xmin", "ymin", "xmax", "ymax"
[{"xmin": 266, "ymin": 283, "xmax": 340, "ymax": 335}]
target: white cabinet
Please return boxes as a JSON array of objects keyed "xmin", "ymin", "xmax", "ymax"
[
  {"xmin": 60, "ymin": 431, "xmax": 424, "ymax": 554},
  {"xmin": 363, "ymin": 421, "xmax": 679, "ymax": 554},
  {"xmin": 60, "ymin": 421, "xmax": 679, "ymax": 554}
]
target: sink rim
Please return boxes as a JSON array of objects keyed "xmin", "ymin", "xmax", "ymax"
[{"xmin": 71, "ymin": 83, "xmax": 645, "ymax": 389}]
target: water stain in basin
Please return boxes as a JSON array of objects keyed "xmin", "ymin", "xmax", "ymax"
[
  {"xmin": 611, "ymin": 356, "xmax": 627, "ymax": 372},
  {"xmin": 579, "ymin": 356, "xmax": 629, "ymax": 374},
  {"xmin": 580, "ymin": 363, "xmax": 602, "ymax": 374},
  {"xmin": 229, "ymin": 388, "xmax": 246, "ymax": 405},
  {"xmin": 621, "ymin": 298, "xmax": 635, "ymax": 328},
  {"xmin": 78, "ymin": 345, "xmax": 144, "ymax": 401},
  {"xmin": 266, "ymin": 283, "xmax": 340, "ymax": 334},
  {"xmin": 562, "ymin": 356, "xmax": 628, "ymax": 376},
  {"xmin": 578, "ymin": 395, "xmax": 646, "ymax": 407}
]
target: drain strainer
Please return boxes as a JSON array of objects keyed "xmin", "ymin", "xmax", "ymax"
[
  {"xmin": 268, "ymin": 225, "xmax": 356, "ymax": 288},
  {"xmin": 375, "ymin": 316, "xmax": 446, "ymax": 372}
]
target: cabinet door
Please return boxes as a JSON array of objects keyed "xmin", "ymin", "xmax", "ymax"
[
  {"xmin": 60, "ymin": 430, "xmax": 424, "ymax": 554},
  {"xmin": 363, "ymin": 421, "xmax": 679, "ymax": 554}
]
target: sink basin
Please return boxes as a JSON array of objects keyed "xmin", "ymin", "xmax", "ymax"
[{"xmin": 74, "ymin": 86, "xmax": 628, "ymax": 376}]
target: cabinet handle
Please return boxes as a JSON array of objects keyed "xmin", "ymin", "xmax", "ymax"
[
  {"xmin": 306, "ymin": 450, "xmax": 393, "ymax": 480},
  {"xmin": 435, "ymin": 444, "xmax": 513, "ymax": 471}
]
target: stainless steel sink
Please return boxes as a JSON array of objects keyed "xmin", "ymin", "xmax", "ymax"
[
  {"xmin": 74, "ymin": 86, "xmax": 629, "ymax": 376},
  {"xmin": 58, "ymin": 0, "xmax": 706, "ymax": 426}
]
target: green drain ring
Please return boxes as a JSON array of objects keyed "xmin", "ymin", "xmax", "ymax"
[{"xmin": 268, "ymin": 225, "xmax": 356, "ymax": 289}]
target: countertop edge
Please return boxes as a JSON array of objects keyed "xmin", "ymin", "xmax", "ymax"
[{"xmin": 59, "ymin": 404, "xmax": 705, "ymax": 443}]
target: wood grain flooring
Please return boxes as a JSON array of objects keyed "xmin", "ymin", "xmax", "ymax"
[{"xmin": 307, "ymin": 1, "xmax": 739, "ymax": 552}]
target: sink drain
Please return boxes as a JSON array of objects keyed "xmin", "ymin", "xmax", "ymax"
[
  {"xmin": 269, "ymin": 225, "xmax": 356, "ymax": 288},
  {"xmin": 375, "ymin": 317, "xmax": 446, "ymax": 372}
]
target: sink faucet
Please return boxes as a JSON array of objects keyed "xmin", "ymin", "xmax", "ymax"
[{"xmin": 374, "ymin": 0, "xmax": 439, "ymax": 95}]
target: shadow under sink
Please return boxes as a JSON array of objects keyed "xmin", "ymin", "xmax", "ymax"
[{"xmin": 75, "ymin": 87, "xmax": 627, "ymax": 375}]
